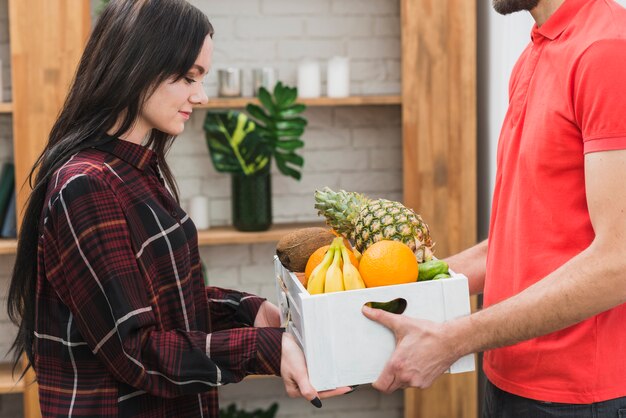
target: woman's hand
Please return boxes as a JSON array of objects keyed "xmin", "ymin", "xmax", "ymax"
[
  {"xmin": 280, "ymin": 333, "xmax": 353, "ymax": 408},
  {"xmin": 254, "ymin": 301, "xmax": 281, "ymax": 327}
]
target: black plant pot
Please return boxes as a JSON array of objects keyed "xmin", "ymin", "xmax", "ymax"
[{"xmin": 231, "ymin": 170, "xmax": 272, "ymax": 232}]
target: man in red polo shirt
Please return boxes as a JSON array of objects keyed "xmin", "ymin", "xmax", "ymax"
[{"xmin": 363, "ymin": 0, "xmax": 626, "ymax": 415}]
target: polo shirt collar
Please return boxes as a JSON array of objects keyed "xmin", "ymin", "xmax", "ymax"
[
  {"xmin": 531, "ymin": 0, "xmax": 590, "ymax": 42},
  {"xmin": 95, "ymin": 134, "xmax": 157, "ymax": 171}
]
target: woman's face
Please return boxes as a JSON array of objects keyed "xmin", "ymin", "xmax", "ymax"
[{"xmin": 136, "ymin": 35, "xmax": 213, "ymax": 138}]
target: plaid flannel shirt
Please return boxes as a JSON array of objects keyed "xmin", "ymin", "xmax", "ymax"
[{"xmin": 34, "ymin": 135, "xmax": 283, "ymax": 417}]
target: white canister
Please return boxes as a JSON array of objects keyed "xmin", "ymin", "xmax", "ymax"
[
  {"xmin": 253, "ymin": 67, "xmax": 277, "ymax": 96},
  {"xmin": 189, "ymin": 195, "xmax": 210, "ymax": 230},
  {"xmin": 217, "ymin": 68, "xmax": 243, "ymax": 97},
  {"xmin": 327, "ymin": 57, "xmax": 350, "ymax": 98},
  {"xmin": 297, "ymin": 60, "xmax": 321, "ymax": 98}
]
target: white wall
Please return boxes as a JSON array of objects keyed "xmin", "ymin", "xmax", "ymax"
[{"xmin": 477, "ymin": 5, "xmax": 533, "ymax": 240}]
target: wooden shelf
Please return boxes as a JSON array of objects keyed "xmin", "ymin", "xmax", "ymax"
[
  {"xmin": 0, "ymin": 363, "xmax": 24, "ymax": 394},
  {"xmin": 196, "ymin": 94, "xmax": 401, "ymax": 109},
  {"xmin": 0, "ymin": 239, "xmax": 17, "ymax": 255},
  {"xmin": 244, "ymin": 374, "xmax": 277, "ymax": 381},
  {"xmin": 0, "ymin": 102, "xmax": 13, "ymax": 113},
  {"xmin": 0, "ymin": 223, "xmax": 326, "ymax": 255},
  {"xmin": 197, "ymin": 222, "xmax": 325, "ymax": 246}
]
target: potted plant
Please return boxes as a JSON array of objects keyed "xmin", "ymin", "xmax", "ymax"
[
  {"xmin": 204, "ymin": 82, "xmax": 307, "ymax": 231},
  {"xmin": 219, "ymin": 402, "xmax": 279, "ymax": 418}
]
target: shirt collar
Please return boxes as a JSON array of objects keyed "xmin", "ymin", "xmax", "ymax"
[
  {"xmin": 531, "ymin": 0, "xmax": 591, "ymax": 42},
  {"xmin": 95, "ymin": 134, "xmax": 158, "ymax": 171}
]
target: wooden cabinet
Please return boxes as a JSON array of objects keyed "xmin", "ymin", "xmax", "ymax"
[
  {"xmin": 1, "ymin": 0, "xmax": 476, "ymax": 416},
  {"xmin": 401, "ymin": 0, "xmax": 477, "ymax": 416}
]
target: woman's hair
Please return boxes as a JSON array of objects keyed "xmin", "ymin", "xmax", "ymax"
[{"xmin": 7, "ymin": 0, "xmax": 213, "ymax": 374}]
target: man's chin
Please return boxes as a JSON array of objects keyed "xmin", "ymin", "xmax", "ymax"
[{"xmin": 492, "ymin": 0, "xmax": 540, "ymax": 15}]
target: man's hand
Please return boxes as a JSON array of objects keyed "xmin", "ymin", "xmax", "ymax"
[
  {"xmin": 362, "ymin": 305, "xmax": 461, "ymax": 393},
  {"xmin": 254, "ymin": 301, "xmax": 281, "ymax": 327}
]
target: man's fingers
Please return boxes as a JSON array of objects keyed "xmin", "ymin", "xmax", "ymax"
[
  {"xmin": 362, "ymin": 305, "xmax": 402, "ymax": 331},
  {"xmin": 318, "ymin": 386, "xmax": 353, "ymax": 399},
  {"xmin": 372, "ymin": 361, "xmax": 397, "ymax": 394}
]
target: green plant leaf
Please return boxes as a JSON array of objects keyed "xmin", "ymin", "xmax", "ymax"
[
  {"xmin": 246, "ymin": 104, "xmax": 274, "ymax": 127},
  {"xmin": 203, "ymin": 82, "xmax": 306, "ymax": 181},
  {"xmin": 273, "ymin": 82, "xmax": 288, "ymax": 105},
  {"xmin": 278, "ymin": 103, "xmax": 307, "ymax": 117},
  {"xmin": 281, "ymin": 86, "xmax": 298, "ymax": 107},
  {"xmin": 275, "ymin": 127, "xmax": 305, "ymax": 137},
  {"xmin": 277, "ymin": 152, "xmax": 304, "ymax": 166},
  {"xmin": 257, "ymin": 87, "xmax": 277, "ymax": 116},
  {"xmin": 275, "ymin": 154, "xmax": 302, "ymax": 180},
  {"xmin": 275, "ymin": 139, "xmax": 304, "ymax": 150},
  {"xmin": 274, "ymin": 117, "xmax": 307, "ymax": 130},
  {"xmin": 204, "ymin": 111, "xmax": 271, "ymax": 175}
]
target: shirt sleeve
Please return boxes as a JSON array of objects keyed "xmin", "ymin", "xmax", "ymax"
[
  {"xmin": 572, "ymin": 39, "xmax": 626, "ymax": 154},
  {"xmin": 205, "ymin": 287, "xmax": 266, "ymax": 332},
  {"xmin": 45, "ymin": 173, "xmax": 283, "ymax": 399}
]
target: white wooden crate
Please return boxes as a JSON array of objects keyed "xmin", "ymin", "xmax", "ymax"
[{"xmin": 273, "ymin": 256, "xmax": 475, "ymax": 391}]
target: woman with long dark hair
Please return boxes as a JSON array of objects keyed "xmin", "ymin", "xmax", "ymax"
[{"xmin": 6, "ymin": 1, "xmax": 344, "ymax": 416}]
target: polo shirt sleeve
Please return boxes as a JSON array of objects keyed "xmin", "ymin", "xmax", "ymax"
[
  {"xmin": 573, "ymin": 38, "xmax": 626, "ymax": 154},
  {"xmin": 45, "ymin": 173, "xmax": 283, "ymax": 398}
]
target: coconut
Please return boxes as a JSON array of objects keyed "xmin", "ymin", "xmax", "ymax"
[{"xmin": 276, "ymin": 227, "xmax": 336, "ymax": 272}]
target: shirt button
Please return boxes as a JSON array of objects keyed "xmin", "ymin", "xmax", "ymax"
[{"xmin": 171, "ymin": 210, "xmax": 178, "ymax": 217}]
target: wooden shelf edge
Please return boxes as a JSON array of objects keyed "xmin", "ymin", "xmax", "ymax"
[
  {"xmin": 0, "ymin": 102, "xmax": 13, "ymax": 113},
  {"xmin": 244, "ymin": 374, "xmax": 278, "ymax": 381},
  {"xmin": 196, "ymin": 95, "xmax": 401, "ymax": 109},
  {"xmin": 0, "ymin": 239, "xmax": 18, "ymax": 255},
  {"xmin": 0, "ymin": 363, "xmax": 25, "ymax": 394},
  {"xmin": 197, "ymin": 222, "xmax": 326, "ymax": 246},
  {"xmin": 0, "ymin": 222, "xmax": 328, "ymax": 254}
]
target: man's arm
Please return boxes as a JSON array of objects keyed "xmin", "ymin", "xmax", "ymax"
[
  {"xmin": 363, "ymin": 149, "xmax": 626, "ymax": 392},
  {"xmin": 444, "ymin": 239, "xmax": 488, "ymax": 295},
  {"xmin": 453, "ymin": 149, "xmax": 626, "ymax": 352}
]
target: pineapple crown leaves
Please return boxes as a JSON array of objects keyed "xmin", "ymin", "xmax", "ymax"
[
  {"xmin": 314, "ymin": 187, "xmax": 369, "ymax": 236},
  {"xmin": 245, "ymin": 82, "xmax": 308, "ymax": 181}
]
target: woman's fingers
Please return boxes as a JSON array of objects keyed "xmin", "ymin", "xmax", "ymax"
[
  {"xmin": 280, "ymin": 333, "xmax": 354, "ymax": 407},
  {"xmin": 280, "ymin": 333, "xmax": 320, "ymax": 405}
]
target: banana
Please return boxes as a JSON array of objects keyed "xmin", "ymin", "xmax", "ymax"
[
  {"xmin": 307, "ymin": 245, "xmax": 335, "ymax": 295},
  {"xmin": 341, "ymin": 246, "xmax": 366, "ymax": 290},
  {"xmin": 324, "ymin": 243, "xmax": 345, "ymax": 293},
  {"xmin": 351, "ymin": 247, "xmax": 362, "ymax": 261}
]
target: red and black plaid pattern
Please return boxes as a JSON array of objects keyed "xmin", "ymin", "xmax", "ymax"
[{"xmin": 35, "ymin": 135, "xmax": 283, "ymax": 417}]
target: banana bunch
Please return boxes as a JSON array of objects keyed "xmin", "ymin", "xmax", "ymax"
[{"xmin": 307, "ymin": 237, "xmax": 366, "ymax": 294}]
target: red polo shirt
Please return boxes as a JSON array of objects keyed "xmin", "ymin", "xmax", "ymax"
[{"xmin": 484, "ymin": 0, "xmax": 626, "ymax": 403}]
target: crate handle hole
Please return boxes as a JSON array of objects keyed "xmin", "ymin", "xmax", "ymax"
[{"xmin": 363, "ymin": 298, "xmax": 407, "ymax": 315}]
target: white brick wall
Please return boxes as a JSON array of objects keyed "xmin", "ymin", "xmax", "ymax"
[
  {"xmin": 171, "ymin": 105, "xmax": 403, "ymax": 226},
  {"xmin": 187, "ymin": 0, "xmax": 401, "ymax": 96},
  {"xmin": 0, "ymin": 0, "xmax": 403, "ymax": 416}
]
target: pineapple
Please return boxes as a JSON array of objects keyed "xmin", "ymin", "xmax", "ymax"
[{"xmin": 314, "ymin": 187, "xmax": 434, "ymax": 262}]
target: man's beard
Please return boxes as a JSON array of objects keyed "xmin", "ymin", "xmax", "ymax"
[{"xmin": 492, "ymin": 0, "xmax": 540, "ymax": 15}]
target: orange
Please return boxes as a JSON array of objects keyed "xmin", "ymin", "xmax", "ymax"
[
  {"xmin": 304, "ymin": 244, "xmax": 359, "ymax": 282},
  {"xmin": 358, "ymin": 240, "xmax": 418, "ymax": 287}
]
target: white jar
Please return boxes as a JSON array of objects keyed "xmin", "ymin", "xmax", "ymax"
[{"xmin": 189, "ymin": 195, "xmax": 210, "ymax": 230}]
